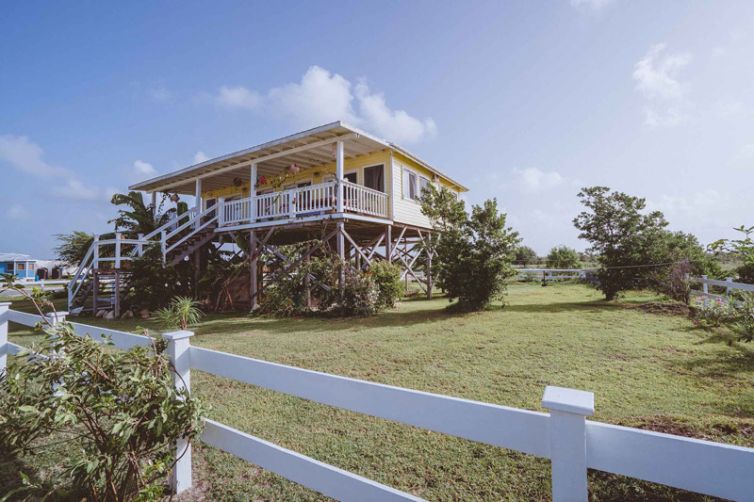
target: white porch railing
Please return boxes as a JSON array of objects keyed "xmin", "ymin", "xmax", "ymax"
[
  {"xmin": 342, "ymin": 180, "xmax": 388, "ymax": 218},
  {"xmin": 220, "ymin": 180, "xmax": 388, "ymax": 227},
  {"xmin": 2, "ymin": 303, "xmax": 754, "ymax": 501}
]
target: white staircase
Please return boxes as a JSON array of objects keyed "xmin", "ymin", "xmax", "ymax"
[{"xmin": 67, "ymin": 204, "xmax": 219, "ymax": 312}]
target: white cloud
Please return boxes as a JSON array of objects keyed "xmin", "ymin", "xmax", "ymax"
[
  {"xmin": 132, "ymin": 159, "xmax": 156, "ymax": 177},
  {"xmin": 193, "ymin": 151, "xmax": 210, "ymax": 164},
  {"xmin": 570, "ymin": 0, "xmax": 615, "ymax": 10},
  {"xmin": 216, "ymin": 85, "xmax": 261, "ymax": 110},
  {"xmin": 739, "ymin": 142, "xmax": 754, "ymax": 160},
  {"xmin": 633, "ymin": 44, "xmax": 692, "ymax": 128},
  {"xmin": 513, "ymin": 167, "xmax": 564, "ymax": 192},
  {"xmin": 213, "ymin": 66, "xmax": 437, "ymax": 143},
  {"xmin": 51, "ymin": 179, "xmax": 101, "ymax": 201},
  {"xmin": 0, "ymin": 135, "xmax": 68, "ymax": 177},
  {"xmin": 148, "ymin": 84, "xmax": 172, "ymax": 103},
  {"xmin": 6, "ymin": 204, "xmax": 29, "ymax": 220}
]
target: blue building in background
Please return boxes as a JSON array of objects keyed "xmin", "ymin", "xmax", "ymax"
[{"xmin": 0, "ymin": 253, "xmax": 37, "ymax": 281}]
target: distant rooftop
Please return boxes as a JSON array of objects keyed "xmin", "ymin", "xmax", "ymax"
[{"xmin": 0, "ymin": 253, "xmax": 35, "ymax": 262}]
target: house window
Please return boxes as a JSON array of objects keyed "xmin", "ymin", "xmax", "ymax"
[
  {"xmin": 403, "ymin": 168, "xmax": 430, "ymax": 201},
  {"xmin": 344, "ymin": 172, "xmax": 357, "ymax": 184},
  {"xmin": 363, "ymin": 164, "xmax": 385, "ymax": 192},
  {"xmin": 418, "ymin": 176, "xmax": 430, "ymax": 198},
  {"xmin": 16, "ymin": 263, "xmax": 25, "ymax": 271}
]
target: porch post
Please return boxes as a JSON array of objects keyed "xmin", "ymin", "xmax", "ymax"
[
  {"xmin": 194, "ymin": 178, "xmax": 202, "ymax": 229},
  {"xmin": 426, "ymin": 232, "xmax": 433, "ymax": 300},
  {"xmin": 336, "ymin": 141, "xmax": 344, "ymax": 213},
  {"xmin": 249, "ymin": 231, "xmax": 258, "ymax": 311},
  {"xmin": 151, "ymin": 191, "xmax": 157, "ymax": 217},
  {"xmin": 250, "ymin": 163, "xmax": 258, "ymax": 223}
]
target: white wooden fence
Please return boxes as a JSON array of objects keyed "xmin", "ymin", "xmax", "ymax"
[
  {"xmin": 1, "ymin": 301, "xmax": 753, "ymax": 501},
  {"xmin": 516, "ymin": 268, "xmax": 589, "ymax": 282},
  {"xmin": 690, "ymin": 276, "xmax": 754, "ymax": 307}
]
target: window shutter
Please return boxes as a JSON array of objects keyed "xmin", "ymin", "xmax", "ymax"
[{"xmin": 402, "ymin": 168, "xmax": 410, "ymax": 199}]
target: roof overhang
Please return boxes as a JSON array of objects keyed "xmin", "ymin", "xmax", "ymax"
[{"xmin": 129, "ymin": 121, "xmax": 467, "ymax": 194}]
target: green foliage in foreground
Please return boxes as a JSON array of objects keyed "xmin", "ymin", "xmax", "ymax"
[
  {"xmin": 6, "ymin": 283, "xmax": 754, "ymax": 500},
  {"xmin": 0, "ymin": 280, "xmax": 204, "ymax": 501}
]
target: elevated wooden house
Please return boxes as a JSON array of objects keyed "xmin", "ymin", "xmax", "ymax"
[{"xmin": 67, "ymin": 122, "xmax": 467, "ymax": 313}]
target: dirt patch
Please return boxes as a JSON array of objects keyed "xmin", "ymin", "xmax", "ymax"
[{"xmin": 633, "ymin": 302, "xmax": 691, "ymax": 317}]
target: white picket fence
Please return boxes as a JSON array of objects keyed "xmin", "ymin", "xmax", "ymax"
[{"xmin": 1, "ymin": 301, "xmax": 753, "ymax": 501}]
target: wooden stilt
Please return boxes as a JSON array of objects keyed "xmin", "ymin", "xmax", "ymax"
[
  {"xmin": 386, "ymin": 225, "xmax": 393, "ymax": 263},
  {"xmin": 249, "ymin": 230, "xmax": 258, "ymax": 311},
  {"xmin": 337, "ymin": 221, "xmax": 345, "ymax": 294}
]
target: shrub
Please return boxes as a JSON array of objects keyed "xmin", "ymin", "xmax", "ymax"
[
  {"xmin": 368, "ymin": 261, "xmax": 403, "ymax": 309},
  {"xmin": 0, "ymin": 282, "xmax": 204, "ymax": 500},
  {"xmin": 730, "ymin": 292, "xmax": 754, "ymax": 342},
  {"xmin": 259, "ymin": 255, "xmax": 390, "ymax": 317},
  {"xmin": 545, "ymin": 246, "xmax": 580, "ymax": 269},
  {"xmin": 421, "ymin": 186, "xmax": 519, "ymax": 312},
  {"xmin": 696, "ymin": 299, "xmax": 735, "ymax": 328}
]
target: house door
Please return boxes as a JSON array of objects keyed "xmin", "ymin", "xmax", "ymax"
[{"xmin": 364, "ymin": 164, "xmax": 384, "ymax": 192}]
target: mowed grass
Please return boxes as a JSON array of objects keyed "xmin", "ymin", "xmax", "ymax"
[{"xmin": 7, "ymin": 283, "xmax": 754, "ymax": 501}]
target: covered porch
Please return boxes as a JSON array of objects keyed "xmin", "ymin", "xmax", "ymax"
[{"xmin": 131, "ymin": 123, "xmax": 394, "ymax": 231}]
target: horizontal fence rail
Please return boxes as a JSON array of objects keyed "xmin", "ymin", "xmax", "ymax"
[
  {"xmin": 202, "ymin": 419, "xmax": 422, "ymax": 502},
  {"xmin": 190, "ymin": 346, "xmax": 550, "ymax": 456},
  {"xmin": 3, "ymin": 302, "xmax": 754, "ymax": 501}
]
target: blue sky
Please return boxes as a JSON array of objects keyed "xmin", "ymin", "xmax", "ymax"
[{"xmin": 2, "ymin": 0, "xmax": 754, "ymax": 257}]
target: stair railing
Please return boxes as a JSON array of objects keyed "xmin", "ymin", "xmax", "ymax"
[
  {"xmin": 67, "ymin": 239, "xmax": 97, "ymax": 308},
  {"xmin": 164, "ymin": 205, "xmax": 219, "ymax": 255}
]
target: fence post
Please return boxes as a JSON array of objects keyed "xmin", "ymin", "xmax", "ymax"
[
  {"xmin": 702, "ymin": 275, "xmax": 708, "ymax": 295},
  {"xmin": 0, "ymin": 302, "xmax": 10, "ymax": 374},
  {"xmin": 137, "ymin": 233, "xmax": 144, "ymax": 257},
  {"xmin": 164, "ymin": 330, "xmax": 194, "ymax": 494},
  {"xmin": 726, "ymin": 277, "xmax": 733, "ymax": 296},
  {"xmin": 45, "ymin": 311, "xmax": 68, "ymax": 325},
  {"xmin": 542, "ymin": 386, "xmax": 594, "ymax": 502}
]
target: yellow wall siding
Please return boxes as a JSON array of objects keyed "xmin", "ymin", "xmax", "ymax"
[{"xmin": 391, "ymin": 154, "xmax": 460, "ymax": 228}]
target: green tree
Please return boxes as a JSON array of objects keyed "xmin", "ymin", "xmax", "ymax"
[
  {"xmin": 710, "ymin": 225, "xmax": 754, "ymax": 283},
  {"xmin": 54, "ymin": 231, "xmax": 95, "ymax": 266},
  {"xmin": 573, "ymin": 186, "xmax": 669, "ymax": 300},
  {"xmin": 514, "ymin": 245, "xmax": 539, "ymax": 267},
  {"xmin": 422, "ymin": 187, "xmax": 520, "ymax": 311},
  {"xmin": 545, "ymin": 246, "xmax": 580, "ymax": 269}
]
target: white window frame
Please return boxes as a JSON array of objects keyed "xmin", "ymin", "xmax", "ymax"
[{"xmin": 402, "ymin": 166, "xmax": 430, "ymax": 203}]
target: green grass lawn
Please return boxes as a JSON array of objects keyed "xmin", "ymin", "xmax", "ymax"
[{"xmin": 6, "ymin": 283, "xmax": 754, "ymax": 500}]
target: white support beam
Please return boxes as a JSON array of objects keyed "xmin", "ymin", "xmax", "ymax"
[
  {"xmin": 195, "ymin": 178, "xmax": 202, "ymax": 229},
  {"xmin": 250, "ymin": 163, "xmax": 258, "ymax": 222},
  {"xmin": 336, "ymin": 141, "xmax": 344, "ymax": 213}
]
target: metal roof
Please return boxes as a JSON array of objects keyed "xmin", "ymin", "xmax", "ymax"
[
  {"xmin": 0, "ymin": 253, "xmax": 35, "ymax": 262},
  {"xmin": 129, "ymin": 121, "xmax": 468, "ymax": 194}
]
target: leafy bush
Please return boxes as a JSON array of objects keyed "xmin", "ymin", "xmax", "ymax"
[
  {"xmin": 545, "ymin": 246, "xmax": 580, "ymax": 269},
  {"xmin": 696, "ymin": 299, "xmax": 735, "ymax": 328},
  {"xmin": 0, "ymin": 284, "xmax": 204, "ymax": 500},
  {"xmin": 124, "ymin": 246, "xmax": 194, "ymax": 311},
  {"xmin": 367, "ymin": 261, "xmax": 403, "ymax": 309},
  {"xmin": 421, "ymin": 186, "xmax": 519, "ymax": 312},
  {"xmin": 730, "ymin": 292, "xmax": 754, "ymax": 342},
  {"xmin": 259, "ymin": 255, "xmax": 393, "ymax": 317}
]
